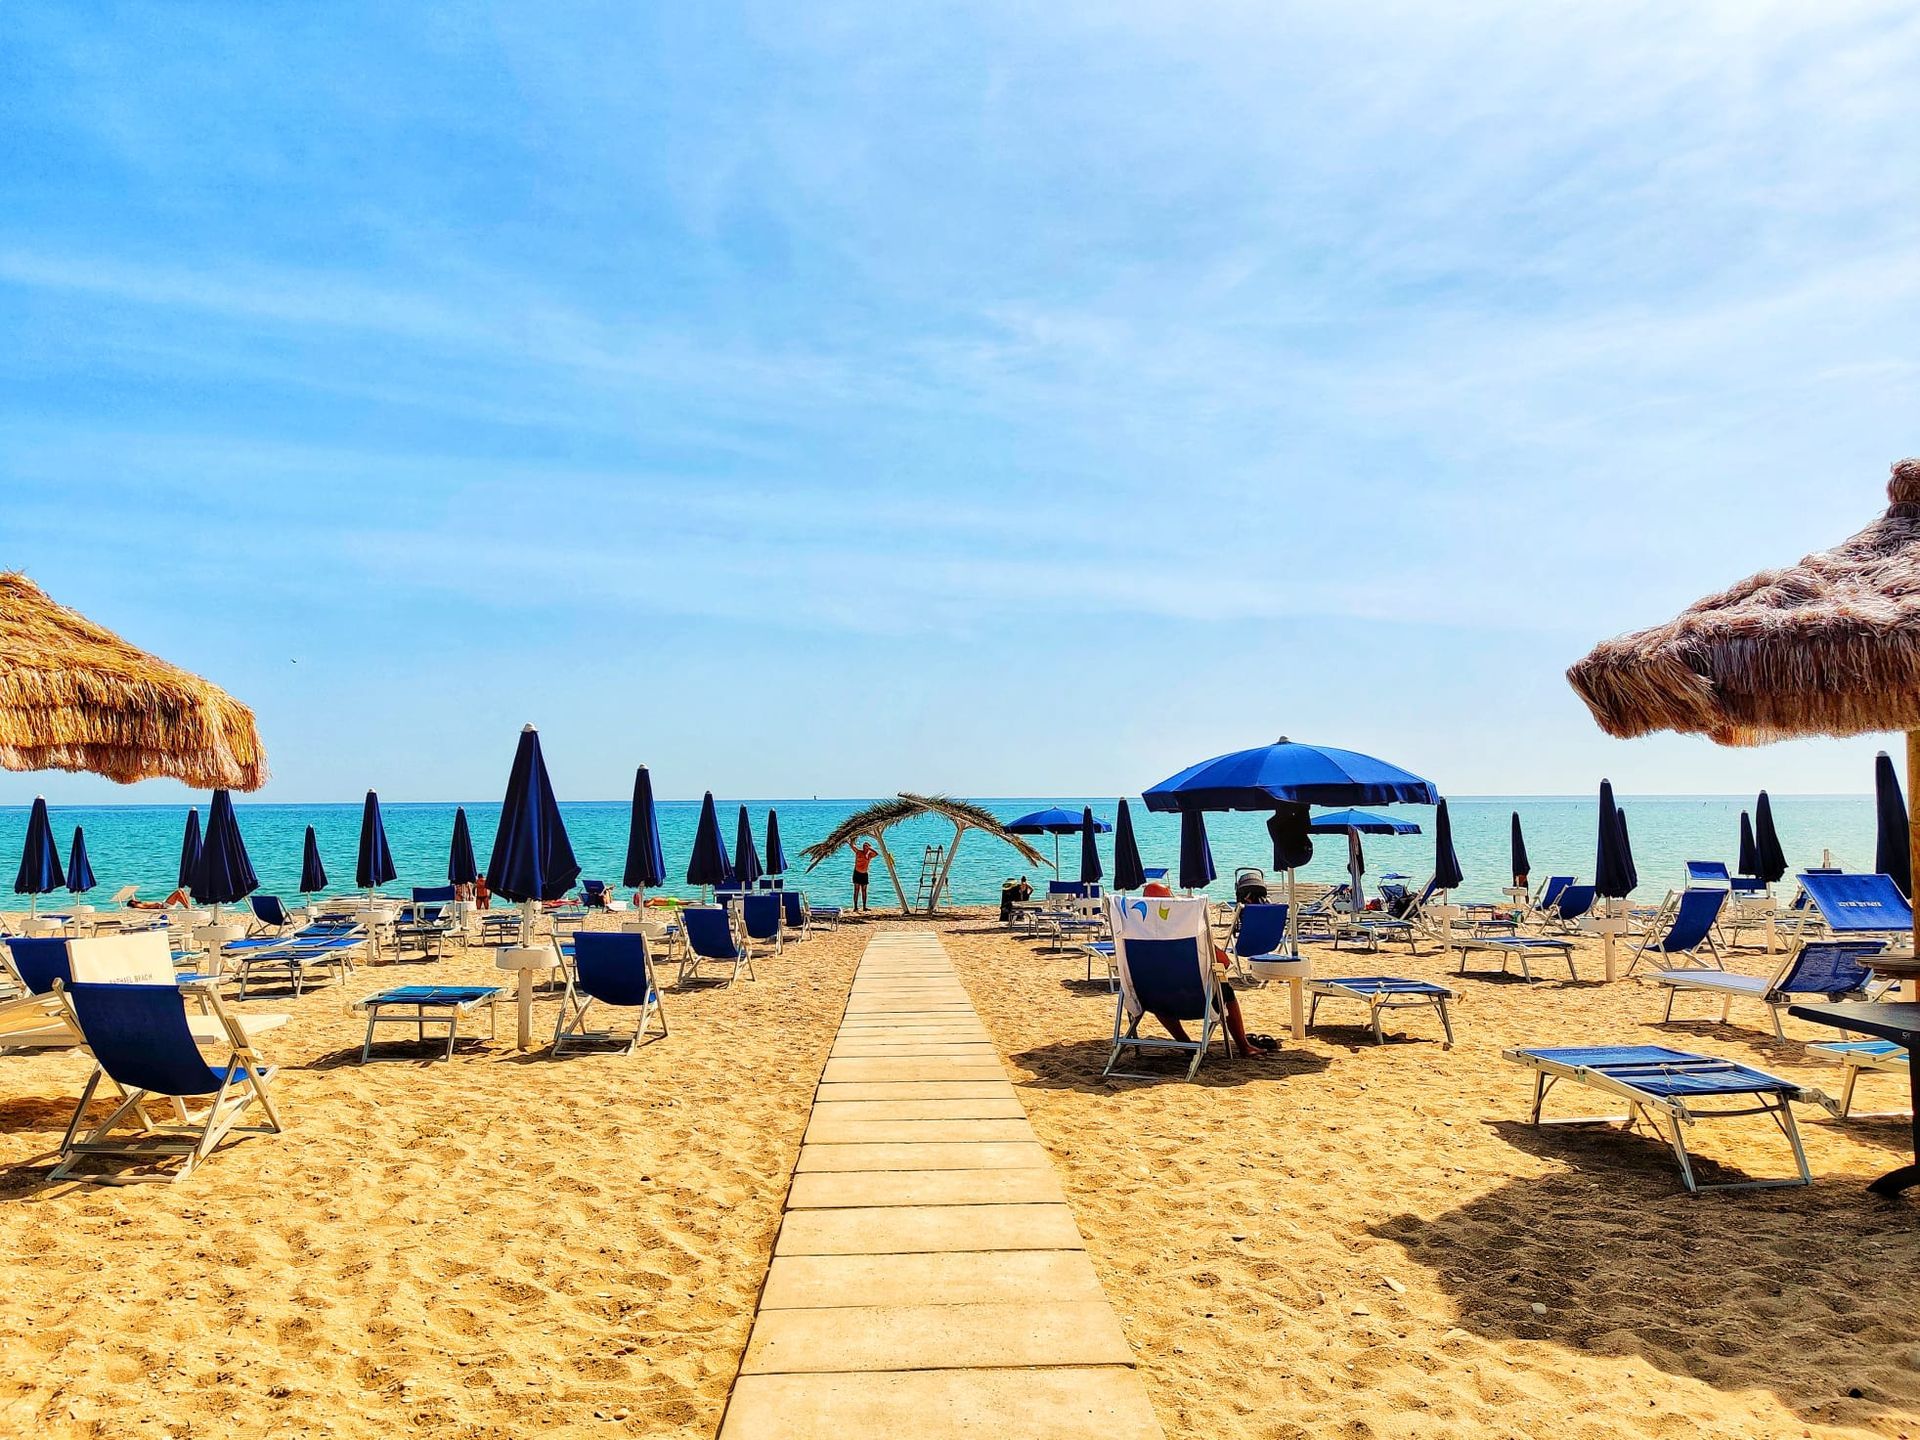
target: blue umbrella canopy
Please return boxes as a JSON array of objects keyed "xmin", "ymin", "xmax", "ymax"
[
  {"xmin": 67, "ymin": 826, "xmax": 96, "ymax": 894},
  {"xmin": 1510, "ymin": 812, "xmax": 1531, "ymax": 884},
  {"xmin": 14, "ymin": 797, "xmax": 64, "ymax": 895},
  {"xmin": 357, "ymin": 790, "xmax": 397, "ymax": 891},
  {"xmin": 1177, "ymin": 807, "xmax": 1216, "ymax": 891},
  {"xmin": 1433, "ymin": 797, "xmax": 1465, "ymax": 891},
  {"xmin": 734, "ymin": 805, "xmax": 765, "ymax": 887},
  {"xmin": 1754, "ymin": 791, "xmax": 1788, "ymax": 885},
  {"xmin": 192, "ymin": 788, "xmax": 259, "ymax": 906},
  {"xmin": 299, "ymin": 824, "xmax": 328, "ymax": 893},
  {"xmin": 1007, "ymin": 806, "xmax": 1104, "ymax": 834},
  {"xmin": 685, "ymin": 791, "xmax": 733, "ymax": 888},
  {"xmin": 176, "ymin": 807, "xmax": 202, "ymax": 890},
  {"xmin": 485, "ymin": 725, "xmax": 581, "ymax": 904},
  {"xmin": 1738, "ymin": 811, "xmax": 1759, "ymax": 876},
  {"xmin": 1308, "ymin": 808, "xmax": 1421, "ymax": 835},
  {"xmin": 1144, "ymin": 738, "xmax": 1437, "ymax": 812},
  {"xmin": 1874, "ymin": 751, "xmax": 1910, "ymax": 899},
  {"xmin": 1111, "ymin": 799, "xmax": 1146, "ymax": 891},
  {"xmin": 1078, "ymin": 807, "xmax": 1103, "ymax": 885},
  {"xmin": 623, "ymin": 767, "xmax": 667, "ymax": 890},
  {"xmin": 764, "ymin": 809, "xmax": 788, "ymax": 877},
  {"xmin": 1595, "ymin": 779, "xmax": 1634, "ymax": 898},
  {"xmin": 447, "ymin": 806, "xmax": 479, "ymax": 887}
]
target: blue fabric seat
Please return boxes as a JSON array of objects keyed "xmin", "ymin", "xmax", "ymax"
[
  {"xmin": 681, "ymin": 906, "xmax": 754, "ymax": 986},
  {"xmin": 52, "ymin": 980, "xmax": 283, "ymax": 1184},
  {"xmin": 353, "ymin": 984, "xmax": 502, "ymax": 1062},
  {"xmin": 553, "ymin": 931, "xmax": 666, "ymax": 1055},
  {"xmin": 740, "ymin": 893, "xmax": 784, "ymax": 956},
  {"xmin": 1648, "ymin": 939, "xmax": 1884, "ymax": 1038},
  {"xmin": 1104, "ymin": 897, "xmax": 1229, "ymax": 1081},
  {"xmin": 1628, "ymin": 887, "xmax": 1727, "ymax": 973},
  {"xmin": 1307, "ymin": 974, "xmax": 1458, "ymax": 1047}
]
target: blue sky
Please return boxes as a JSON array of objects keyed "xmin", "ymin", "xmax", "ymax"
[{"xmin": 4, "ymin": 2, "xmax": 1919, "ymax": 804}]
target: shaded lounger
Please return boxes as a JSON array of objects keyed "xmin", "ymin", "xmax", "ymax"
[
  {"xmin": 52, "ymin": 979, "xmax": 283, "ymax": 1185},
  {"xmin": 1307, "ymin": 975, "xmax": 1457, "ymax": 1047},
  {"xmin": 1503, "ymin": 1043, "xmax": 1830, "ymax": 1193},
  {"xmin": 1648, "ymin": 940, "xmax": 1884, "ymax": 1039}
]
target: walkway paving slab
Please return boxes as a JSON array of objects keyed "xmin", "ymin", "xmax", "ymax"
[
  {"xmin": 809, "ymin": 1097, "xmax": 1028, "ymax": 1121},
  {"xmin": 803, "ymin": 1117, "xmax": 1036, "ymax": 1144},
  {"xmin": 787, "ymin": 1167, "xmax": 1067, "ymax": 1209},
  {"xmin": 794, "ymin": 1140, "xmax": 1051, "ymax": 1172},
  {"xmin": 721, "ymin": 1369, "xmax": 1163, "ymax": 1440},
  {"xmin": 814, "ymin": 1080, "xmax": 1019, "ymax": 1102},
  {"xmin": 741, "ymin": 1299, "xmax": 1133, "ymax": 1373},
  {"xmin": 761, "ymin": 1249, "xmax": 1104, "ymax": 1309},
  {"xmin": 775, "ymin": 1202, "xmax": 1086, "ymax": 1256}
]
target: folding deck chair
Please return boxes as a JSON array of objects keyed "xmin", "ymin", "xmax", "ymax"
[
  {"xmin": 1102, "ymin": 895, "xmax": 1232, "ymax": 1081},
  {"xmin": 248, "ymin": 895, "xmax": 296, "ymax": 935},
  {"xmin": 780, "ymin": 890, "xmax": 810, "ymax": 939},
  {"xmin": 4, "ymin": 933, "xmax": 289, "ymax": 1051},
  {"xmin": 1684, "ymin": 861, "xmax": 1733, "ymax": 889},
  {"xmin": 1628, "ymin": 887, "xmax": 1727, "ymax": 974},
  {"xmin": 552, "ymin": 931, "xmax": 667, "ymax": 1055},
  {"xmin": 1647, "ymin": 939, "xmax": 1885, "ymax": 1038},
  {"xmin": 680, "ymin": 906, "xmax": 756, "ymax": 986},
  {"xmin": 1503, "ymin": 1043, "xmax": 1830, "ymax": 1192},
  {"xmin": 1543, "ymin": 882, "xmax": 1597, "ymax": 931},
  {"xmin": 1307, "ymin": 976, "xmax": 1458, "ymax": 1047},
  {"xmin": 50, "ymin": 980, "xmax": 283, "ymax": 1184}
]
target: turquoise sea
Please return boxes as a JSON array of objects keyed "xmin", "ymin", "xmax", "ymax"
[{"xmin": 0, "ymin": 795, "xmax": 1883, "ymax": 910}]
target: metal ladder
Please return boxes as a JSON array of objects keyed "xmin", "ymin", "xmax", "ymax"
[{"xmin": 913, "ymin": 845, "xmax": 948, "ymax": 911}]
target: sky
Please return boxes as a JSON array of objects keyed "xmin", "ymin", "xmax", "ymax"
[{"xmin": 3, "ymin": 1, "xmax": 1919, "ymax": 805}]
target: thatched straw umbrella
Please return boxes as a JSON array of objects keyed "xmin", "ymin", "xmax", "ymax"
[
  {"xmin": 1568, "ymin": 458, "xmax": 1920, "ymax": 952},
  {"xmin": 0, "ymin": 572, "xmax": 266, "ymax": 789},
  {"xmin": 801, "ymin": 794, "xmax": 1045, "ymax": 915}
]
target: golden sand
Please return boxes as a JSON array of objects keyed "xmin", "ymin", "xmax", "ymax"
[{"xmin": 1, "ymin": 913, "xmax": 1916, "ymax": 1439}]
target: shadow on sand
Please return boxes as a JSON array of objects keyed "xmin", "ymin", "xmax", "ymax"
[{"xmin": 1007, "ymin": 1034, "xmax": 1330, "ymax": 1092}]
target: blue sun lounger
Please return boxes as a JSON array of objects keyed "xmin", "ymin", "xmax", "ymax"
[
  {"xmin": 354, "ymin": 985, "xmax": 502, "ymax": 1062},
  {"xmin": 1451, "ymin": 933, "xmax": 1578, "ymax": 982},
  {"xmin": 1647, "ymin": 940, "xmax": 1884, "ymax": 1038},
  {"xmin": 1503, "ymin": 1043, "xmax": 1829, "ymax": 1192},
  {"xmin": 1808, "ymin": 1038, "xmax": 1911, "ymax": 1119},
  {"xmin": 1307, "ymin": 975, "xmax": 1457, "ymax": 1047}
]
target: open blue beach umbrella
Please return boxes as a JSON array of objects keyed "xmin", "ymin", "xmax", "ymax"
[
  {"xmin": 447, "ymin": 806, "xmax": 479, "ymax": 888},
  {"xmin": 685, "ymin": 791, "xmax": 733, "ymax": 889},
  {"xmin": 192, "ymin": 788, "xmax": 259, "ymax": 910},
  {"xmin": 1874, "ymin": 751, "xmax": 1910, "ymax": 899},
  {"xmin": 1177, "ymin": 807, "xmax": 1216, "ymax": 891},
  {"xmin": 1144, "ymin": 737, "xmax": 1437, "ymax": 812},
  {"xmin": 765, "ymin": 810, "xmax": 787, "ymax": 877},
  {"xmin": 1615, "ymin": 807, "xmax": 1639, "ymax": 893},
  {"xmin": 1078, "ymin": 807, "xmax": 1103, "ymax": 886},
  {"xmin": 734, "ymin": 805, "xmax": 765, "ymax": 888},
  {"xmin": 623, "ymin": 767, "xmax": 667, "ymax": 892},
  {"xmin": 1432, "ymin": 798, "xmax": 1464, "ymax": 892},
  {"xmin": 357, "ymin": 790, "xmax": 396, "ymax": 892},
  {"xmin": 299, "ymin": 825, "xmax": 328, "ymax": 893},
  {"xmin": 1738, "ymin": 811, "xmax": 1759, "ymax": 877},
  {"xmin": 1111, "ymin": 799, "xmax": 1145, "ymax": 891},
  {"xmin": 176, "ymin": 808, "xmax": 202, "ymax": 891},
  {"xmin": 14, "ymin": 797, "xmax": 64, "ymax": 913},
  {"xmin": 1308, "ymin": 808, "xmax": 1421, "ymax": 835},
  {"xmin": 1595, "ymin": 780, "xmax": 1634, "ymax": 898},
  {"xmin": 1510, "ymin": 812, "xmax": 1530, "ymax": 886},
  {"xmin": 1009, "ymin": 805, "xmax": 1109, "ymax": 874},
  {"xmin": 485, "ymin": 725, "xmax": 581, "ymax": 904},
  {"xmin": 66, "ymin": 827, "xmax": 96, "ymax": 894},
  {"xmin": 1753, "ymin": 791, "xmax": 1788, "ymax": 885}
]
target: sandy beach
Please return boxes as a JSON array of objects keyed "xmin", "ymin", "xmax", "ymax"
[{"xmin": 1, "ymin": 912, "xmax": 1916, "ymax": 1439}]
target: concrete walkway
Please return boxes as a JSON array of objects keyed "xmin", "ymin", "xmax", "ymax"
[{"xmin": 718, "ymin": 930, "xmax": 1163, "ymax": 1439}]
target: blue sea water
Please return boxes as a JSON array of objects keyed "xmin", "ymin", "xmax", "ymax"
[{"xmin": 0, "ymin": 795, "xmax": 1883, "ymax": 910}]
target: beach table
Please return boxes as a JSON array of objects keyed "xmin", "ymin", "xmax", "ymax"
[
  {"xmin": 1788, "ymin": 1001, "xmax": 1920, "ymax": 1197},
  {"xmin": 494, "ymin": 946, "xmax": 558, "ymax": 1050},
  {"xmin": 356, "ymin": 984, "xmax": 502, "ymax": 1062}
]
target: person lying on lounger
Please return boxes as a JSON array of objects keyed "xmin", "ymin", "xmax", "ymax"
[{"xmin": 127, "ymin": 888, "xmax": 192, "ymax": 909}]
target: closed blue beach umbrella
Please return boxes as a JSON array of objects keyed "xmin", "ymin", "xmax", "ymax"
[
  {"xmin": 764, "ymin": 810, "xmax": 787, "ymax": 878},
  {"xmin": 1753, "ymin": 791, "xmax": 1788, "ymax": 885},
  {"xmin": 14, "ymin": 796, "xmax": 64, "ymax": 917},
  {"xmin": 1738, "ymin": 811, "xmax": 1759, "ymax": 876},
  {"xmin": 1078, "ymin": 807, "xmax": 1103, "ymax": 886},
  {"xmin": 1510, "ymin": 812, "xmax": 1531, "ymax": 886},
  {"xmin": 1177, "ymin": 807, "xmax": 1216, "ymax": 892},
  {"xmin": 1432, "ymin": 798, "xmax": 1464, "ymax": 892},
  {"xmin": 1594, "ymin": 780, "xmax": 1633, "ymax": 898},
  {"xmin": 734, "ymin": 805, "xmax": 764, "ymax": 888},
  {"xmin": 1614, "ymin": 807, "xmax": 1639, "ymax": 893},
  {"xmin": 1267, "ymin": 803, "xmax": 1314, "ymax": 871},
  {"xmin": 176, "ymin": 808, "xmax": 202, "ymax": 891},
  {"xmin": 1111, "ymin": 799, "xmax": 1145, "ymax": 891},
  {"xmin": 448, "ymin": 806, "xmax": 479, "ymax": 887},
  {"xmin": 623, "ymin": 767, "xmax": 667, "ymax": 895},
  {"xmin": 192, "ymin": 788, "xmax": 259, "ymax": 916},
  {"xmin": 1874, "ymin": 751, "xmax": 1910, "ymax": 898},
  {"xmin": 686, "ymin": 791, "xmax": 733, "ymax": 891},
  {"xmin": 67, "ymin": 826, "xmax": 96, "ymax": 894},
  {"xmin": 299, "ymin": 825, "xmax": 328, "ymax": 894},
  {"xmin": 357, "ymin": 790, "xmax": 396, "ymax": 893},
  {"xmin": 485, "ymin": 724, "xmax": 581, "ymax": 908}
]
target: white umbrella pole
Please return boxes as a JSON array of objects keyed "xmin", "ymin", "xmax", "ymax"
[{"xmin": 1286, "ymin": 866, "xmax": 1299, "ymax": 959}]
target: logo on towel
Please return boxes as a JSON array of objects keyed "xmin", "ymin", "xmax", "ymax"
[
  {"xmin": 1157, "ymin": 904, "xmax": 1171, "ymax": 920},
  {"xmin": 1125, "ymin": 899, "xmax": 1147, "ymax": 919}
]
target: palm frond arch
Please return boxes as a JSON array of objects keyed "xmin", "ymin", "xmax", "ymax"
[{"xmin": 800, "ymin": 793, "xmax": 1046, "ymax": 914}]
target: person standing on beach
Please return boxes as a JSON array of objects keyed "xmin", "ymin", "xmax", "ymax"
[{"xmin": 851, "ymin": 841, "xmax": 878, "ymax": 911}]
